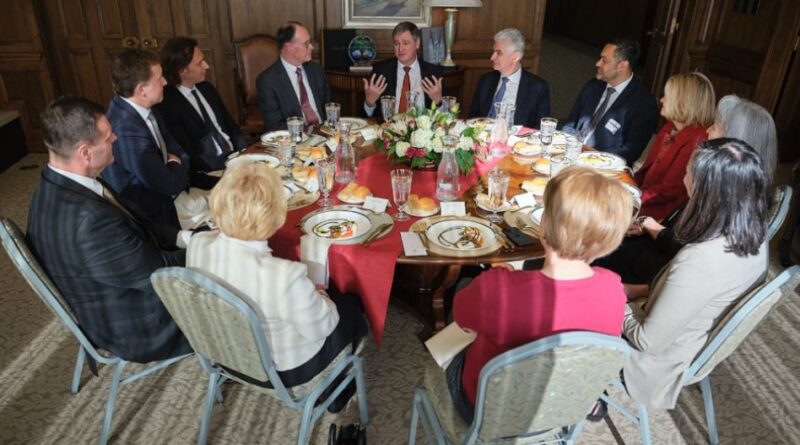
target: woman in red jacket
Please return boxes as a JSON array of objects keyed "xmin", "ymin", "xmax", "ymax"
[
  {"xmin": 447, "ymin": 167, "xmax": 634, "ymax": 423},
  {"xmin": 635, "ymin": 72, "xmax": 715, "ymax": 220}
]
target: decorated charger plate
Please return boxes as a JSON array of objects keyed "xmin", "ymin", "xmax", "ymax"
[
  {"xmin": 260, "ymin": 130, "xmax": 310, "ymax": 146},
  {"xmin": 226, "ymin": 153, "xmax": 280, "ymax": 170},
  {"xmin": 575, "ymin": 152, "xmax": 627, "ymax": 170},
  {"xmin": 299, "ymin": 205, "xmax": 393, "ymax": 245},
  {"xmin": 284, "ymin": 184, "xmax": 320, "ymax": 211},
  {"xmin": 340, "ymin": 117, "xmax": 368, "ymax": 131},
  {"xmin": 411, "ymin": 216, "xmax": 502, "ymax": 258},
  {"xmin": 466, "ymin": 117, "xmax": 495, "ymax": 127}
]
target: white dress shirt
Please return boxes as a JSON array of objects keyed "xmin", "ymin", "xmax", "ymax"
[
  {"xmin": 177, "ymin": 84, "xmax": 232, "ymax": 155},
  {"xmin": 494, "ymin": 67, "xmax": 522, "ymax": 107},
  {"xmin": 363, "ymin": 57, "xmax": 425, "ymax": 116},
  {"xmin": 582, "ymin": 73, "xmax": 634, "ymax": 143},
  {"xmin": 280, "ymin": 57, "xmax": 322, "ymax": 122}
]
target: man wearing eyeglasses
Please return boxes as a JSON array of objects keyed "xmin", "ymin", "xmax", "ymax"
[{"xmin": 257, "ymin": 21, "xmax": 331, "ymax": 131}]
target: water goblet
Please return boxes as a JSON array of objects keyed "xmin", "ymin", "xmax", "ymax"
[
  {"xmin": 405, "ymin": 91, "xmax": 421, "ymax": 112},
  {"xmin": 390, "ymin": 169, "xmax": 413, "ymax": 221},
  {"xmin": 316, "ymin": 156, "xmax": 336, "ymax": 208},
  {"xmin": 324, "ymin": 103, "xmax": 341, "ymax": 129},
  {"xmin": 565, "ymin": 135, "xmax": 583, "ymax": 161},
  {"xmin": 486, "ymin": 169, "xmax": 509, "ymax": 223},
  {"xmin": 380, "ymin": 95, "xmax": 396, "ymax": 123},
  {"xmin": 278, "ymin": 137, "xmax": 294, "ymax": 180},
  {"xmin": 540, "ymin": 117, "xmax": 558, "ymax": 150},
  {"xmin": 287, "ymin": 116, "xmax": 303, "ymax": 144}
]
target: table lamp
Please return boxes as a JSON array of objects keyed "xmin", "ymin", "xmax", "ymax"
[{"xmin": 427, "ymin": 0, "xmax": 483, "ymax": 67}]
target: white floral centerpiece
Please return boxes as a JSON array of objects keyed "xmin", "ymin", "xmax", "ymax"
[{"xmin": 375, "ymin": 103, "xmax": 482, "ymax": 174}]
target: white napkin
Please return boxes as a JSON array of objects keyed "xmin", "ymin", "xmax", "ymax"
[
  {"xmin": 174, "ymin": 188, "xmax": 211, "ymax": 230},
  {"xmin": 300, "ymin": 234, "xmax": 334, "ymax": 288},
  {"xmin": 304, "ymin": 134, "xmax": 327, "ymax": 146}
]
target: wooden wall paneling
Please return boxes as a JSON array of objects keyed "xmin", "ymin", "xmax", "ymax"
[
  {"xmin": 0, "ymin": 56, "xmax": 55, "ymax": 152},
  {"xmin": 227, "ymin": 0, "xmax": 316, "ymax": 41},
  {"xmin": 0, "ymin": 1, "xmax": 45, "ymax": 54},
  {"xmin": 774, "ymin": 50, "xmax": 800, "ymax": 162}
]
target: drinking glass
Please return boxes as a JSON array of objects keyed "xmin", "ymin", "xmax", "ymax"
[
  {"xmin": 565, "ymin": 135, "xmax": 583, "ymax": 160},
  {"xmin": 324, "ymin": 103, "xmax": 341, "ymax": 129},
  {"xmin": 486, "ymin": 169, "xmax": 509, "ymax": 223},
  {"xmin": 287, "ymin": 116, "xmax": 303, "ymax": 144},
  {"xmin": 440, "ymin": 96, "xmax": 457, "ymax": 113},
  {"xmin": 390, "ymin": 169, "xmax": 413, "ymax": 221},
  {"xmin": 380, "ymin": 95, "xmax": 396, "ymax": 123},
  {"xmin": 278, "ymin": 137, "xmax": 294, "ymax": 180},
  {"xmin": 550, "ymin": 154, "xmax": 571, "ymax": 177},
  {"xmin": 405, "ymin": 91, "xmax": 421, "ymax": 112},
  {"xmin": 493, "ymin": 102, "xmax": 515, "ymax": 132},
  {"xmin": 540, "ymin": 117, "xmax": 558, "ymax": 150},
  {"xmin": 316, "ymin": 156, "xmax": 336, "ymax": 208}
]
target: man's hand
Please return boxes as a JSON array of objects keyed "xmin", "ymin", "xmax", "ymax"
[
  {"xmin": 363, "ymin": 74, "xmax": 387, "ymax": 107},
  {"xmin": 167, "ymin": 153, "xmax": 182, "ymax": 164},
  {"xmin": 422, "ymin": 75, "xmax": 443, "ymax": 104},
  {"xmin": 640, "ymin": 216, "xmax": 665, "ymax": 240}
]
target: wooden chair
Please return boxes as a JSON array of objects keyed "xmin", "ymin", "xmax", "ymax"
[{"xmin": 233, "ymin": 34, "xmax": 279, "ymax": 136}]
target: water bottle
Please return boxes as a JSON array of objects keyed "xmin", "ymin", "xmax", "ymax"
[
  {"xmin": 436, "ymin": 136, "xmax": 460, "ymax": 201},
  {"xmin": 334, "ymin": 123, "xmax": 355, "ymax": 184}
]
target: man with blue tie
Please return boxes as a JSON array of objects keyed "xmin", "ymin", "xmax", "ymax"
[
  {"xmin": 103, "ymin": 49, "xmax": 192, "ymax": 228},
  {"xmin": 562, "ymin": 38, "xmax": 659, "ymax": 165},
  {"xmin": 469, "ymin": 28, "xmax": 550, "ymax": 128}
]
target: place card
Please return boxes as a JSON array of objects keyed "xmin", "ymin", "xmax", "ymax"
[
  {"xmin": 362, "ymin": 196, "xmax": 388, "ymax": 213},
  {"xmin": 440, "ymin": 201, "xmax": 466, "ymax": 216},
  {"xmin": 360, "ymin": 127, "xmax": 378, "ymax": 142},
  {"xmin": 513, "ymin": 192, "xmax": 536, "ymax": 208},
  {"xmin": 325, "ymin": 138, "xmax": 338, "ymax": 152},
  {"xmin": 401, "ymin": 232, "xmax": 428, "ymax": 256}
]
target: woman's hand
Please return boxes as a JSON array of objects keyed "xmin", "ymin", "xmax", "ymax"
[{"xmin": 640, "ymin": 217, "xmax": 665, "ymax": 239}]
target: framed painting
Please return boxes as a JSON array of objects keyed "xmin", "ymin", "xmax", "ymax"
[{"xmin": 343, "ymin": 0, "xmax": 431, "ymax": 29}]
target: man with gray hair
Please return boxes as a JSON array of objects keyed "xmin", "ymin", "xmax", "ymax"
[{"xmin": 469, "ymin": 28, "xmax": 550, "ymax": 128}]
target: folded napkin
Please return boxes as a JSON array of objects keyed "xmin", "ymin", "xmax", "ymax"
[
  {"xmin": 174, "ymin": 188, "xmax": 211, "ymax": 230},
  {"xmin": 300, "ymin": 234, "xmax": 334, "ymax": 288}
]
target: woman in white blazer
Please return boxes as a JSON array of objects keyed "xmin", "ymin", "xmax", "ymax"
[
  {"xmin": 187, "ymin": 162, "xmax": 367, "ymax": 409},
  {"xmin": 622, "ymin": 138, "xmax": 770, "ymax": 410}
]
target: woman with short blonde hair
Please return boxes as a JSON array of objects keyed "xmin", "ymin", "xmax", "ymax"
[
  {"xmin": 447, "ymin": 168, "xmax": 632, "ymax": 423},
  {"xmin": 187, "ymin": 162, "xmax": 367, "ymax": 412},
  {"xmin": 634, "ymin": 72, "xmax": 715, "ymax": 220}
]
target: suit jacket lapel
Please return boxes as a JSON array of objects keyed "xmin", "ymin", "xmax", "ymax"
[
  {"xmin": 277, "ymin": 66, "xmax": 302, "ymax": 113},
  {"xmin": 604, "ymin": 79, "xmax": 636, "ymax": 116},
  {"xmin": 387, "ymin": 60, "xmax": 399, "ymax": 100}
]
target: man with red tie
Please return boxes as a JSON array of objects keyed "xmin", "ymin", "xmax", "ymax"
[
  {"xmin": 362, "ymin": 21, "xmax": 444, "ymax": 118},
  {"xmin": 257, "ymin": 21, "xmax": 331, "ymax": 131}
]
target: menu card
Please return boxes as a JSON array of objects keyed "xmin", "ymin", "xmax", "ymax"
[
  {"xmin": 424, "ymin": 322, "xmax": 477, "ymax": 369},
  {"xmin": 440, "ymin": 201, "xmax": 466, "ymax": 216},
  {"xmin": 401, "ymin": 232, "xmax": 427, "ymax": 256},
  {"xmin": 362, "ymin": 196, "xmax": 388, "ymax": 213},
  {"xmin": 513, "ymin": 192, "xmax": 536, "ymax": 208}
]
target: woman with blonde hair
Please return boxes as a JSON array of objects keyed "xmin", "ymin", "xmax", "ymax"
[
  {"xmin": 634, "ymin": 72, "xmax": 715, "ymax": 220},
  {"xmin": 187, "ymin": 163, "xmax": 367, "ymax": 412},
  {"xmin": 447, "ymin": 167, "xmax": 634, "ymax": 422}
]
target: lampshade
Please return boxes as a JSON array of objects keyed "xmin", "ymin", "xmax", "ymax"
[{"xmin": 427, "ymin": 0, "xmax": 483, "ymax": 7}]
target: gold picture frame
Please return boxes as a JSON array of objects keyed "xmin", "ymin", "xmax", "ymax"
[{"xmin": 343, "ymin": 0, "xmax": 431, "ymax": 29}]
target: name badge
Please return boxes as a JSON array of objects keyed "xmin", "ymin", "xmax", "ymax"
[{"xmin": 604, "ymin": 118, "xmax": 621, "ymax": 135}]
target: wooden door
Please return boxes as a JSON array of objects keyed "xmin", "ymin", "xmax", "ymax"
[{"xmin": 642, "ymin": 0, "xmax": 682, "ymax": 94}]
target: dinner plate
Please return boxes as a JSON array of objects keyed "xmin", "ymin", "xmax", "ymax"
[
  {"xmin": 226, "ymin": 153, "xmax": 280, "ymax": 169},
  {"xmin": 411, "ymin": 216, "xmax": 502, "ymax": 257},
  {"xmin": 301, "ymin": 209, "xmax": 372, "ymax": 241},
  {"xmin": 575, "ymin": 152, "xmax": 627, "ymax": 170},
  {"xmin": 529, "ymin": 207, "xmax": 545, "ymax": 226},
  {"xmin": 466, "ymin": 117, "xmax": 494, "ymax": 127},
  {"xmin": 339, "ymin": 117, "xmax": 368, "ymax": 131},
  {"xmin": 475, "ymin": 193, "xmax": 514, "ymax": 213},
  {"xmin": 511, "ymin": 141, "xmax": 543, "ymax": 156},
  {"xmin": 622, "ymin": 182, "xmax": 642, "ymax": 200},
  {"xmin": 299, "ymin": 205, "xmax": 394, "ymax": 245},
  {"xmin": 260, "ymin": 130, "xmax": 309, "ymax": 146},
  {"xmin": 287, "ymin": 188, "xmax": 320, "ymax": 211}
]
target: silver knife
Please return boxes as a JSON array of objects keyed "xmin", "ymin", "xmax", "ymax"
[{"xmin": 362, "ymin": 223, "xmax": 391, "ymax": 246}]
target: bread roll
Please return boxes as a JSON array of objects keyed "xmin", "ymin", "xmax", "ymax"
[
  {"xmin": 408, "ymin": 194, "xmax": 436, "ymax": 213},
  {"xmin": 337, "ymin": 182, "xmax": 371, "ymax": 202},
  {"xmin": 521, "ymin": 177, "xmax": 549, "ymax": 195}
]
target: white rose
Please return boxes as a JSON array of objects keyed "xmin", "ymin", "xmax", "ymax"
[
  {"xmin": 395, "ymin": 141, "xmax": 410, "ymax": 157},
  {"xmin": 410, "ymin": 129, "xmax": 434, "ymax": 149},
  {"xmin": 389, "ymin": 120, "xmax": 407, "ymax": 135},
  {"xmin": 458, "ymin": 136, "xmax": 473, "ymax": 151},
  {"xmin": 432, "ymin": 137, "xmax": 444, "ymax": 153},
  {"xmin": 434, "ymin": 126, "xmax": 446, "ymax": 138},
  {"xmin": 450, "ymin": 121, "xmax": 467, "ymax": 136},
  {"xmin": 416, "ymin": 115, "xmax": 432, "ymax": 131}
]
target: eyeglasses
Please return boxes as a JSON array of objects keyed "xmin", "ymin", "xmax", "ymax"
[{"xmin": 292, "ymin": 39, "xmax": 316, "ymax": 49}]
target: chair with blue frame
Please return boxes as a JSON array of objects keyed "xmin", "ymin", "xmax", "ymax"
[
  {"xmin": 407, "ymin": 331, "xmax": 651, "ymax": 445},
  {"xmin": 606, "ymin": 265, "xmax": 800, "ymax": 445},
  {"xmin": 0, "ymin": 216, "xmax": 190, "ymax": 445},
  {"xmin": 150, "ymin": 266, "xmax": 369, "ymax": 445},
  {"xmin": 767, "ymin": 185, "xmax": 793, "ymax": 241}
]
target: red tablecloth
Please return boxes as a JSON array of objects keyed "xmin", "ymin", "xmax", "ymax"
[{"xmin": 270, "ymin": 153, "xmax": 480, "ymax": 343}]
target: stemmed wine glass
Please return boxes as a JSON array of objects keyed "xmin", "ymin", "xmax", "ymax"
[
  {"xmin": 486, "ymin": 169, "xmax": 509, "ymax": 223},
  {"xmin": 405, "ymin": 91, "xmax": 421, "ymax": 112},
  {"xmin": 390, "ymin": 168, "xmax": 413, "ymax": 221},
  {"xmin": 440, "ymin": 96, "xmax": 457, "ymax": 113},
  {"xmin": 315, "ymin": 156, "xmax": 335, "ymax": 208},
  {"xmin": 380, "ymin": 95, "xmax": 395, "ymax": 123}
]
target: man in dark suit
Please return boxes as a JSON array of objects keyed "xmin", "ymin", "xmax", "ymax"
[
  {"xmin": 102, "ymin": 49, "xmax": 193, "ymax": 228},
  {"xmin": 362, "ymin": 21, "xmax": 444, "ymax": 118},
  {"xmin": 469, "ymin": 28, "xmax": 550, "ymax": 128},
  {"xmin": 562, "ymin": 37, "xmax": 659, "ymax": 165},
  {"xmin": 256, "ymin": 21, "xmax": 330, "ymax": 131},
  {"xmin": 27, "ymin": 97, "xmax": 191, "ymax": 363},
  {"xmin": 156, "ymin": 37, "xmax": 247, "ymax": 173}
]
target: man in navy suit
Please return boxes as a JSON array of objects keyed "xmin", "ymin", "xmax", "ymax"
[
  {"xmin": 562, "ymin": 38, "xmax": 658, "ymax": 165},
  {"xmin": 256, "ymin": 21, "xmax": 331, "ymax": 131},
  {"xmin": 27, "ymin": 97, "xmax": 191, "ymax": 363},
  {"xmin": 156, "ymin": 37, "xmax": 247, "ymax": 173},
  {"xmin": 469, "ymin": 28, "xmax": 550, "ymax": 128},
  {"xmin": 362, "ymin": 21, "xmax": 444, "ymax": 118},
  {"xmin": 103, "ymin": 49, "xmax": 192, "ymax": 228}
]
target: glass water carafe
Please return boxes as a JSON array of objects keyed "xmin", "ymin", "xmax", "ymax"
[
  {"xmin": 334, "ymin": 123, "xmax": 355, "ymax": 184},
  {"xmin": 436, "ymin": 136, "xmax": 460, "ymax": 201}
]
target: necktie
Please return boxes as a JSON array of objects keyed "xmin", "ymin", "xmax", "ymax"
[
  {"xmin": 191, "ymin": 89, "xmax": 232, "ymax": 155},
  {"xmin": 487, "ymin": 77, "xmax": 509, "ymax": 118},
  {"xmin": 296, "ymin": 67, "xmax": 320, "ymax": 127},
  {"xmin": 581, "ymin": 87, "xmax": 616, "ymax": 140},
  {"xmin": 102, "ymin": 186, "xmax": 135, "ymax": 220},
  {"xmin": 398, "ymin": 66, "xmax": 412, "ymax": 113},
  {"xmin": 146, "ymin": 112, "xmax": 168, "ymax": 163}
]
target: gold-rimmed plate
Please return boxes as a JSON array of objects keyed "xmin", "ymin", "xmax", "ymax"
[{"xmin": 410, "ymin": 216, "xmax": 503, "ymax": 258}]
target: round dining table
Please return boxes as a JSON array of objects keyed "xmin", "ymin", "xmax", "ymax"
[{"xmin": 247, "ymin": 127, "xmax": 635, "ymax": 342}]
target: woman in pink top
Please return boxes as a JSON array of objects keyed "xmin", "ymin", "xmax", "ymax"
[{"xmin": 448, "ymin": 167, "xmax": 634, "ymax": 422}]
